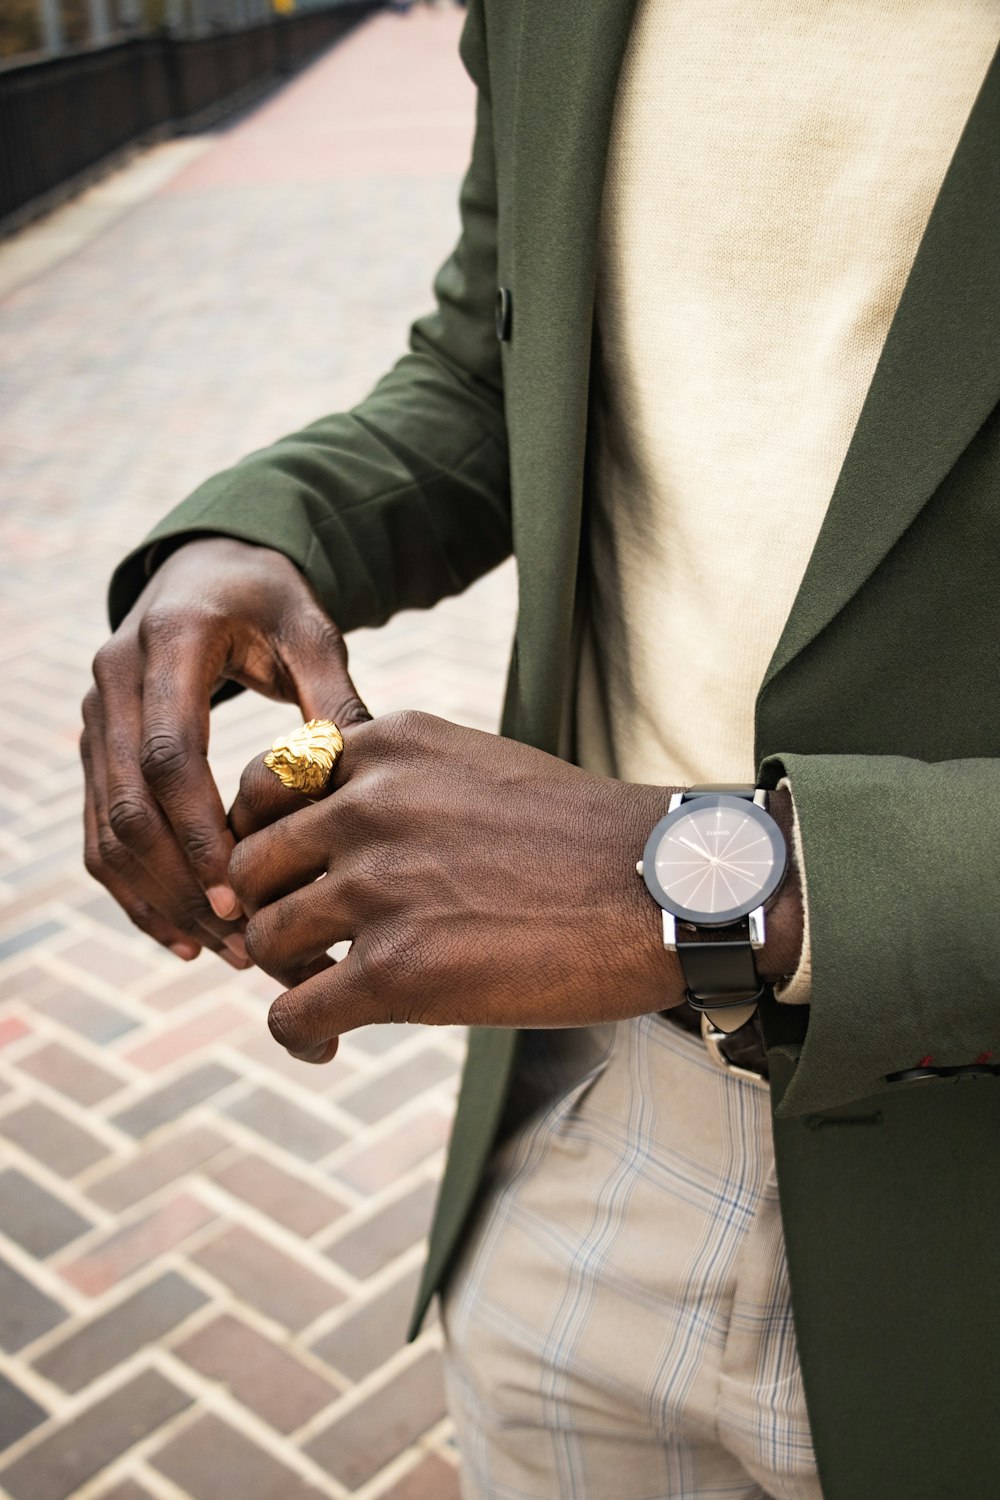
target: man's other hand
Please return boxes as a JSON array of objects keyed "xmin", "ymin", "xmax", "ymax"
[
  {"xmin": 82, "ymin": 537, "xmax": 369, "ymax": 964},
  {"xmin": 227, "ymin": 712, "xmax": 676, "ymax": 1063}
]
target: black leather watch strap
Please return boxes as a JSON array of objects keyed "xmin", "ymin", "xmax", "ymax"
[{"xmin": 675, "ymin": 939, "xmax": 767, "ymax": 1011}]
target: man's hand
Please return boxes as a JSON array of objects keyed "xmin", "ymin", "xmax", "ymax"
[
  {"xmin": 82, "ymin": 537, "xmax": 369, "ymax": 963},
  {"xmin": 227, "ymin": 711, "xmax": 682, "ymax": 1062}
]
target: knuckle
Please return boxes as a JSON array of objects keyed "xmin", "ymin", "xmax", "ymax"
[
  {"xmin": 96, "ymin": 829, "xmax": 130, "ymax": 874},
  {"xmin": 354, "ymin": 930, "xmax": 396, "ymax": 993},
  {"xmin": 83, "ymin": 841, "xmax": 103, "ymax": 881},
  {"xmin": 139, "ymin": 731, "xmax": 191, "ymax": 788},
  {"xmin": 293, "ymin": 609, "xmax": 344, "ymax": 660},
  {"xmin": 81, "ymin": 686, "xmax": 100, "ymax": 727},
  {"xmin": 179, "ymin": 825, "xmax": 221, "ymax": 871},
  {"xmin": 124, "ymin": 898, "xmax": 155, "ymax": 936},
  {"xmin": 379, "ymin": 709, "xmax": 436, "ymax": 756},
  {"xmin": 107, "ymin": 794, "xmax": 157, "ymax": 849},
  {"xmin": 90, "ymin": 642, "xmax": 124, "ymax": 688},
  {"xmin": 136, "ymin": 604, "xmax": 185, "ymax": 650}
]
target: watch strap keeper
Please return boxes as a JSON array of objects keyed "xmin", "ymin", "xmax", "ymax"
[{"xmin": 675, "ymin": 937, "xmax": 768, "ymax": 1010}]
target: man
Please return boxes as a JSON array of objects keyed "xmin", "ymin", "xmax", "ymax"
[{"xmin": 83, "ymin": 3, "xmax": 1000, "ymax": 1496}]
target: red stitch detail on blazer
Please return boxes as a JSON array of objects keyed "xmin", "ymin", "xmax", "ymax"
[
  {"xmin": 975, "ymin": 1051, "xmax": 993, "ymax": 1064},
  {"xmin": 918, "ymin": 1055, "xmax": 934, "ymax": 1068}
]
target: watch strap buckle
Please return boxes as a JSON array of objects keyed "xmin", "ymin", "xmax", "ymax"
[{"xmin": 700, "ymin": 1013, "xmax": 770, "ymax": 1088}]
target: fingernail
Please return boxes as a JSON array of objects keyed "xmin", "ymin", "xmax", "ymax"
[
  {"xmin": 170, "ymin": 941, "xmax": 200, "ymax": 962},
  {"xmin": 220, "ymin": 949, "xmax": 251, "ymax": 971},
  {"xmin": 207, "ymin": 884, "xmax": 242, "ymax": 920},
  {"xmin": 224, "ymin": 933, "xmax": 250, "ymax": 964}
]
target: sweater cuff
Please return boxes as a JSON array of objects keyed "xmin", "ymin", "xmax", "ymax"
[{"xmin": 774, "ymin": 775, "xmax": 812, "ymax": 1005}]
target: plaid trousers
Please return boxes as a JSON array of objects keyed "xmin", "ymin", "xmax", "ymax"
[{"xmin": 441, "ymin": 1013, "xmax": 822, "ymax": 1500}]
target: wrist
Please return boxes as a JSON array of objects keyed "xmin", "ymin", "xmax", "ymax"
[{"xmin": 608, "ymin": 781, "xmax": 687, "ymax": 1006}]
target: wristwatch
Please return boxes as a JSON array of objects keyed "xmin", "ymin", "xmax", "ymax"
[{"xmin": 636, "ymin": 785, "xmax": 787, "ymax": 1028}]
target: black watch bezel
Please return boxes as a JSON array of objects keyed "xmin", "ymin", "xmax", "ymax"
[{"xmin": 641, "ymin": 793, "xmax": 787, "ymax": 927}]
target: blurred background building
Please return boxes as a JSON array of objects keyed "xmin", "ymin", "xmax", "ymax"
[{"xmin": 1, "ymin": 0, "xmax": 380, "ymax": 234}]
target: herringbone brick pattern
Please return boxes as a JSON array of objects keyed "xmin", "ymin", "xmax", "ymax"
[{"xmin": 0, "ymin": 8, "xmax": 514, "ymax": 1495}]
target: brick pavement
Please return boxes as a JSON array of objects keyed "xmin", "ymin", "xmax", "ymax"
[{"xmin": 0, "ymin": 8, "xmax": 515, "ymax": 1496}]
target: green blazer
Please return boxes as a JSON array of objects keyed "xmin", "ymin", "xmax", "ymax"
[{"xmin": 112, "ymin": 6, "xmax": 1000, "ymax": 1494}]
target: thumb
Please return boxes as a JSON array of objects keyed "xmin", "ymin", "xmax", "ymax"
[{"xmin": 285, "ymin": 612, "xmax": 372, "ymax": 727}]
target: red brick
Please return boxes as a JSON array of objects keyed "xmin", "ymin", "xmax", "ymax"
[
  {"xmin": 151, "ymin": 1412, "xmax": 325, "ymax": 1500},
  {"xmin": 31, "ymin": 984, "xmax": 136, "ymax": 1043},
  {"xmin": 59, "ymin": 938, "xmax": 156, "ymax": 988},
  {"xmin": 332, "ymin": 1106, "xmax": 452, "ymax": 1195},
  {"xmin": 0, "ymin": 1369, "xmax": 191, "ymax": 1500},
  {"xmin": 0, "ymin": 1100, "xmax": 109, "ymax": 1176},
  {"xmin": 89, "ymin": 1125, "xmax": 229, "ymax": 1211},
  {"xmin": 111, "ymin": 1062, "xmax": 238, "ymax": 1137},
  {"xmin": 306, "ymin": 1349, "xmax": 448, "ymax": 1488},
  {"xmin": 312, "ymin": 1262, "xmax": 422, "ymax": 1379},
  {"xmin": 141, "ymin": 963, "xmax": 230, "ymax": 1012},
  {"xmin": 224, "ymin": 1085, "xmax": 345, "ymax": 1162},
  {"xmin": 0, "ymin": 1256, "xmax": 69, "ymax": 1352},
  {"xmin": 175, "ymin": 1313, "xmax": 337, "ymax": 1432},
  {"xmin": 35, "ymin": 1271, "xmax": 207, "ymax": 1392},
  {"xmin": 209, "ymin": 1150, "xmax": 347, "ymax": 1236},
  {"xmin": 0, "ymin": 1168, "xmax": 93, "ymax": 1256},
  {"xmin": 380, "ymin": 1453, "xmax": 462, "ymax": 1500},
  {"xmin": 95, "ymin": 1483, "xmax": 157, "ymax": 1500},
  {"xmin": 0, "ymin": 1014, "xmax": 30, "ymax": 1047},
  {"xmin": 59, "ymin": 1192, "xmax": 215, "ymax": 1295},
  {"xmin": 193, "ymin": 1223, "xmax": 344, "ymax": 1331},
  {"xmin": 324, "ymin": 1179, "xmax": 438, "ymax": 1280},
  {"xmin": 0, "ymin": 1371, "xmax": 47, "ymax": 1450},
  {"xmin": 16, "ymin": 1040, "xmax": 127, "ymax": 1105},
  {"xmin": 338, "ymin": 1046, "xmax": 457, "ymax": 1124},
  {"xmin": 122, "ymin": 1001, "xmax": 249, "ymax": 1070}
]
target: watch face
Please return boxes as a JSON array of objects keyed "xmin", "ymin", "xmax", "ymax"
[{"xmin": 641, "ymin": 794, "xmax": 787, "ymax": 926}]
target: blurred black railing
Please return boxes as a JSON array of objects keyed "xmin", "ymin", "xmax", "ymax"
[{"xmin": 0, "ymin": 3, "xmax": 379, "ymax": 231}]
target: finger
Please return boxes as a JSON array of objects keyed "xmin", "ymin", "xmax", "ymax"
[
  {"xmin": 268, "ymin": 950, "xmax": 386, "ymax": 1063},
  {"xmin": 85, "ymin": 733, "xmax": 248, "ymax": 966},
  {"xmin": 91, "ymin": 676, "xmax": 241, "ymax": 951},
  {"xmin": 229, "ymin": 817, "xmax": 329, "ymax": 916},
  {"xmin": 245, "ymin": 879, "xmax": 352, "ymax": 987},
  {"xmin": 228, "ymin": 752, "xmax": 314, "ymax": 844},
  {"xmin": 139, "ymin": 626, "xmax": 241, "ymax": 920},
  {"xmin": 229, "ymin": 759, "xmax": 360, "ymax": 902},
  {"xmin": 83, "ymin": 769, "xmax": 201, "ymax": 959},
  {"xmin": 228, "ymin": 713, "xmax": 366, "ymax": 844},
  {"xmin": 283, "ymin": 611, "xmax": 372, "ymax": 728}
]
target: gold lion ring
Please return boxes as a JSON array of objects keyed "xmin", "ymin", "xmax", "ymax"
[{"xmin": 264, "ymin": 719, "xmax": 344, "ymax": 796}]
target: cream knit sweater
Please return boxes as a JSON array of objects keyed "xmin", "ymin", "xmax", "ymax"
[{"xmin": 576, "ymin": 0, "xmax": 997, "ymax": 996}]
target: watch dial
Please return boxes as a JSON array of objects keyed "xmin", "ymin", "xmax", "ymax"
[{"xmin": 653, "ymin": 803, "xmax": 778, "ymax": 916}]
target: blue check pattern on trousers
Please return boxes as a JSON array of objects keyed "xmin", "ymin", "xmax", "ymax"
[{"xmin": 441, "ymin": 1013, "xmax": 822, "ymax": 1500}]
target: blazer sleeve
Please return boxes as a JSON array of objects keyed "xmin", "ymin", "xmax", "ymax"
[
  {"xmin": 759, "ymin": 751, "xmax": 1000, "ymax": 1117},
  {"xmin": 109, "ymin": 0, "xmax": 510, "ymax": 633}
]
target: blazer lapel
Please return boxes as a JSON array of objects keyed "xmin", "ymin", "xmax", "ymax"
[
  {"xmin": 760, "ymin": 42, "xmax": 1000, "ymax": 701},
  {"xmin": 506, "ymin": 0, "xmax": 639, "ymax": 751}
]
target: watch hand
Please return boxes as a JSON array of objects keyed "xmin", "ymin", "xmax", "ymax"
[
  {"xmin": 716, "ymin": 814, "xmax": 750, "ymax": 860},
  {"xmin": 677, "ymin": 835, "xmax": 709, "ymax": 858}
]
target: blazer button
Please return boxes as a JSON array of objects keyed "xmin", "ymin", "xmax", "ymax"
[{"xmin": 496, "ymin": 287, "xmax": 512, "ymax": 342}]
